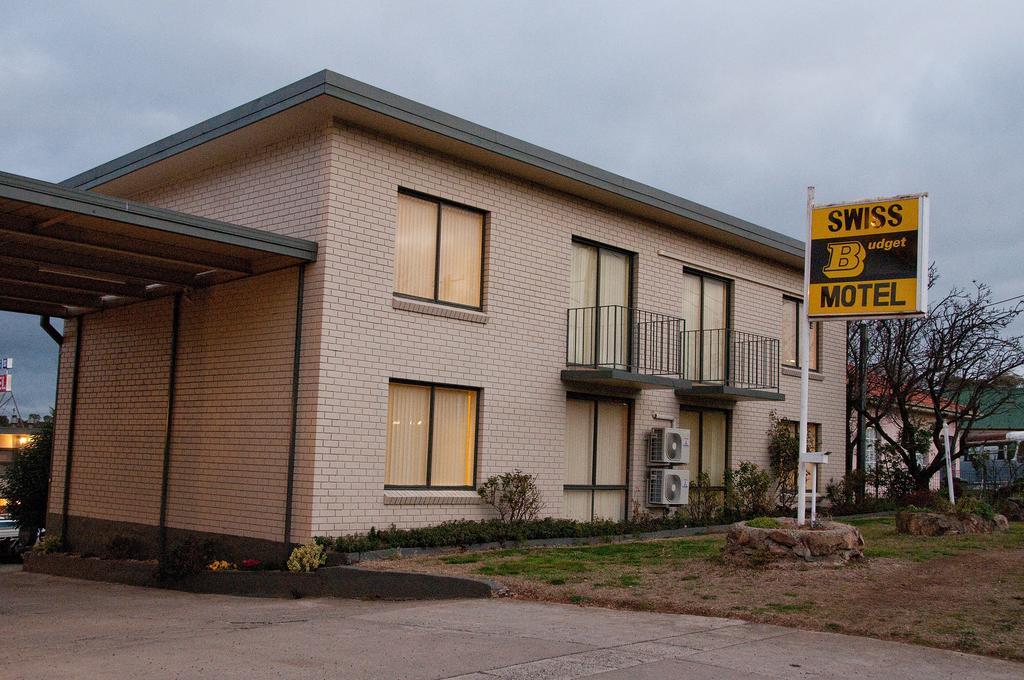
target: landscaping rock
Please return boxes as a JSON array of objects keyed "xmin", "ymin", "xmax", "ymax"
[
  {"xmin": 895, "ymin": 511, "xmax": 1009, "ymax": 536},
  {"xmin": 997, "ymin": 497, "xmax": 1024, "ymax": 522},
  {"xmin": 723, "ymin": 518, "xmax": 864, "ymax": 566}
]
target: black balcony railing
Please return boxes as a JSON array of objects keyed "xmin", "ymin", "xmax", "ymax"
[
  {"xmin": 680, "ymin": 328, "xmax": 779, "ymax": 391},
  {"xmin": 566, "ymin": 305, "xmax": 684, "ymax": 376}
]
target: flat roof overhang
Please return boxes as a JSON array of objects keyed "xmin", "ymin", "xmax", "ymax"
[
  {"xmin": 561, "ymin": 368, "xmax": 691, "ymax": 391},
  {"xmin": 61, "ymin": 71, "xmax": 804, "ymax": 269},
  {"xmin": 674, "ymin": 384, "xmax": 785, "ymax": 402},
  {"xmin": 0, "ymin": 171, "xmax": 317, "ymax": 318}
]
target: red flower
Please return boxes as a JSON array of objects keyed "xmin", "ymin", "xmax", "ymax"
[{"xmin": 240, "ymin": 559, "xmax": 261, "ymax": 569}]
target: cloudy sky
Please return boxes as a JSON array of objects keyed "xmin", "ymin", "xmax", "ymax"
[{"xmin": 1, "ymin": 1, "xmax": 1022, "ymax": 414}]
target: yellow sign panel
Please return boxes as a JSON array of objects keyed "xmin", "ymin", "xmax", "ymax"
[{"xmin": 807, "ymin": 195, "xmax": 928, "ymax": 319}]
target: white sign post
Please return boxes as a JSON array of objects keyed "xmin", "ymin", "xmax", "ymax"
[
  {"xmin": 798, "ymin": 451, "xmax": 829, "ymax": 525},
  {"xmin": 942, "ymin": 421, "xmax": 955, "ymax": 505},
  {"xmin": 797, "ymin": 188, "xmax": 814, "ymax": 526}
]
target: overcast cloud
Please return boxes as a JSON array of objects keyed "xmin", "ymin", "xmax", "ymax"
[{"xmin": 2, "ymin": 0, "xmax": 1022, "ymax": 414}]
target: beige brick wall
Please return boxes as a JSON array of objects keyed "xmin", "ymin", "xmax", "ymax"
[
  {"xmin": 120, "ymin": 127, "xmax": 332, "ymax": 541},
  {"xmin": 165, "ymin": 269, "xmax": 299, "ymax": 542},
  {"xmin": 48, "ymin": 300, "xmax": 171, "ymax": 525},
  {"xmin": 47, "ymin": 271, "xmax": 300, "ymax": 545},
  {"xmin": 313, "ymin": 121, "xmax": 847, "ymax": 535},
  {"xmin": 51, "ymin": 114, "xmax": 847, "ymax": 544}
]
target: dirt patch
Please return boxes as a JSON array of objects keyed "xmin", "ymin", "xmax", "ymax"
[{"xmin": 362, "ymin": 519, "xmax": 1024, "ymax": 660}]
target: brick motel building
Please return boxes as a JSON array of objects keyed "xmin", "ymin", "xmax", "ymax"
[{"xmin": 0, "ymin": 72, "xmax": 846, "ymax": 560}]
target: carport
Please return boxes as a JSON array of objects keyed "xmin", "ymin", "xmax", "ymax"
[{"xmin": 0, "ymin": 170, "xmax": 317, "ymax": 557}]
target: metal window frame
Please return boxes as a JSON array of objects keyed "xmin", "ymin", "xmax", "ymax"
[
  {"xmin": 394, "ymin": 188, "xmax": 487, "ymax": 311},
  {"xmin": 564, "ymin": 392, "xmax": 634, "ymax": 521},
  {"xmin": 384, "ymin": 378, "xmax": 481, "ymax": 490},
  {"xmin": 679, "ymin": 405, "xmax": 731, "ymax": 490},
  {"xmin": 782, "ymin": 295, "xmax": 821, "ymax": 372},
  {"xmin": 570, "ymin": 236, "xmax": 637, "ymax": 369},
  {"xmin": 682, "ymin": 267, "xmax": 733, "ymax": 382}
]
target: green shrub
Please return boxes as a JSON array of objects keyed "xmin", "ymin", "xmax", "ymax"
[
  {"xmin": 867, "ymin": 432, "xmax": 928, "ymax": 501},
  {"xmin": 0, "ymin": 420, "xmax": 52, "ymax": 531},
  {"xmin": 687, "ymin": 472, "xmax": 723, "ymax": 525},
  {"xmin": 324, "ymin": 507, "xmax": 724, "ymax": 554},
  {"xmin": 32, "ymin": 534, "xmax": 61, "ymax": 554},
  {"xmin": 726, "ymin": 462, "xmax": 774, "ymax": 519},
  {"xmin": 930, "ymin": 494, "xmax": 954, "ymax": 514},
  {"xmin": 157, "ymin": 537, "xmax": 219, "ymax": 581},
  {"xmin": 954, "ymin": 495, "xmax": 996, "ymax": 521},
  {"xmin": 106, "ymin": 535, "xmax": 146, "ymax": 560},
  {"xmin": 746, "ymin": 516, "xmax": 782, "ymax": 529},
  {"xmin": 287, "ymin": 540, "xmax": 327, "ymax": 573},
  {"xmin": 766, "ymin": 412, "xmax": 799, "ymax": 511},
  {"xmin": 477, "ymin": 469, "xmax": 543, "ymax": 522}
]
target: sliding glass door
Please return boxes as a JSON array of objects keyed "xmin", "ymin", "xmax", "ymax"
[
  {"xmin": 681, "ymin": 270, "xmax": 729, "ymax": 382},
  {"xmin": 679, "ymin": 408, "xmax": 728, "ymax": 487},
  {"xmin": 568, "ymin": 240, "xmax": 632, "ymax": 369},
  {"xmin": 565, "ymin": 396, "xmax": 630, "ymax": 521}
]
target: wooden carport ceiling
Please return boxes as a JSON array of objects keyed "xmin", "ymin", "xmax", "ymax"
[{"xmin": 0, "ymin": 170, "xmax": 317, "ymax": 318}]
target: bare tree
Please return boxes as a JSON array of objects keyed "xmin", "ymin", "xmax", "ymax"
[{"xmin": 851, "ymin": 269, "xmax": 1024, "ymax": 491}]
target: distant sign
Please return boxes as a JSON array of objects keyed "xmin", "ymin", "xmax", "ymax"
[
  {"xmin": 808, "ymin": 194, "xmax": 928, "ymax": 319},
  {"xmin": 0, "ymin": 358, "xmax": 10, "ymax": 370},
  {"xmin": 0, "ymin": 374, "xmax": 9, "ymax": 393}
]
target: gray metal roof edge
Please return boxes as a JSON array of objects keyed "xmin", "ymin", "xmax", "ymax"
[
  {"xmin": 61, "ymin": 69, "xmax": 803, "ymax": 259},
  {"xmin": 1, "ymin": 170, "xmax": 317, "ymax": 261}
]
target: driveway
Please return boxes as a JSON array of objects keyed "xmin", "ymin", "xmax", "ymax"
[{"xmin": 1, "ymin": 570, "xmax": 1021, "ymax": 679}]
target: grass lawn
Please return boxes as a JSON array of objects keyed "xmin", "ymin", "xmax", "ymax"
[{"xmin": 363, "ymin": 517, "xmax": 1024, "ymax": 661}]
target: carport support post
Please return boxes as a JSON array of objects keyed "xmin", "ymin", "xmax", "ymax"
[
  {"xmin": 283, "ymin": 264, "xmax": 306, "ymax": 560},
  {"xmin": 158, "ymin": 294, "xmax": 182, "ymax": 558},
  {"xmin": 59, "ymin": 316, "xmax": 84, "ymax": 549}
]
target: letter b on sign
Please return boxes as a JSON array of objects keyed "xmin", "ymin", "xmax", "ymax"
[{"xmin": 823, "ymin": 241, "xmax": 865, "ymax": 279}]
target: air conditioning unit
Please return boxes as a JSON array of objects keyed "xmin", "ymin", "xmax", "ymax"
[
  {"xmin": 648, "ymin": 427, "xmax": 690, "ymax": 465},
  {"xmin": 648, "ymin": 469, "xmax": 689, "ymax": 506}
]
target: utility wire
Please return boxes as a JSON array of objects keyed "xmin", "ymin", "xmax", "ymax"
[{"xmin": 984, "ymin": 293, "xmax": 1024, "ymax": 308}]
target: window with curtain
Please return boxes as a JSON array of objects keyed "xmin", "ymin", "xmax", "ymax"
[
  {"xmin": 385, "ymin": 381, "xmax": 478, "ymax": 488},
  {"xmin": 567, "ymin": 240, "xmax": 632, "ymax": 369},
  {"xmin": 394, "ymin": 191, "xmax": 484, "ymax": 309},
  {"xmin": 680, "ymin": 270, "xmax": 730, "ymax": 382},
  {"xmin": 679, "ymin": 408, "xmax": 728, "ymax": 486},
  {"xmin": 564, "ymin": 396, "xmax": 629, "ymax": 521},
  {"xmin": 781, "ymin": 297, "xmax": 820, "ymax": 371}
]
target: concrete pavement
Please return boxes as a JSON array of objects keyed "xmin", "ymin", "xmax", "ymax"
[{"xmin": 1, "ymin": 569, "xmax": 1021, "ymax": 679}]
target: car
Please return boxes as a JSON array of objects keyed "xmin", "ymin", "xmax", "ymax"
[{"xmin": 0, "ymin": 516, "xmax": 19, "ymax": 540}]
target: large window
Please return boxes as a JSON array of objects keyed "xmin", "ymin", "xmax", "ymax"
[
  {"xmin": 679, "ymin": 408, "xmax": 728, "ymax": 486},
  {"xmin": 394, "ymin": 191, "xmax": 484, "ymax": 309},
  {"xmin": 564, "ymin": 395, "xmax": 630, "ymax": 521},
  {"xmin": 681, "ymin": 269, "xmax": 730, "ymax": 381},
  {"xmin": 385, "ymin": 381, "xmax": 478, "ymax": 488},
  {"xmin": 781, "ymin": 297, "xmax": 820, "ymax": 371},
  {"xmin": 568, "ymin": 239, "xmax": 633, "ymax": 369}
]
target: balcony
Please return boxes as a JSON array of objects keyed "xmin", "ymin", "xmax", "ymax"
[
  {"xmin": 675, "ymin": 328, "xmax": 784, "ymax": 401},
  {"xmin": 561, "ymin": 305, "xmax": 690, "ymax": 390}
]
